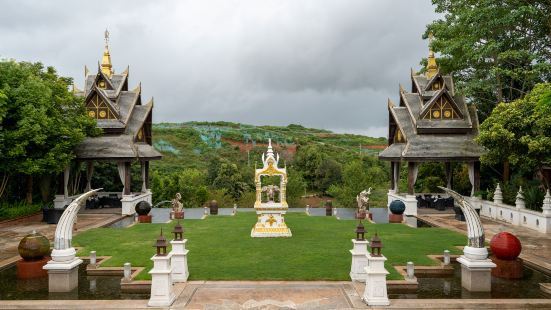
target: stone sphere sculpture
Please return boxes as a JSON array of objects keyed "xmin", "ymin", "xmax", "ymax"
[
  {"xmin": 135, "ymin": 201, "xmax": 152, "ymax": 216},
  {"xmin": 389, "ymin": 200, "xmax": 406, "ymax": 215},
  {"xmin": 490, "ymin": 232, "xmax": 521, "ymax": 260},
  {"xmin": 18, "ymin": 231, "xmax": 50, "ymax": 261}
]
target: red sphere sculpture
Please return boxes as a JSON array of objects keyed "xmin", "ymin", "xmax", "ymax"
[{"xmin": 490, "ymin": 232, "xmax": 521, "ymax": 260}]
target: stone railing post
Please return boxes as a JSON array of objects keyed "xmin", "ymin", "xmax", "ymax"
[
  {"xmin": 515, "ymin": 187, "xmax": 525, "ymax": 209},
  {"xmin": 542, "ymin": 190, "xmax": 551, "ymax": 216},
  {"xmin": 493, "ymin": 183, "xmax": 503, "ymax": 204}
]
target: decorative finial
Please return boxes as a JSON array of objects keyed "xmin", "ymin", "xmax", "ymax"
[
  {"xmin": 266, "ymin": 138, "xmax": 274, "ymax": 157},
  {"xmin": 104, "ymin": 29, "xmax": 110, "ymax": 47},
  {"xmin": 101, "ymin": 29, "xmax": 113, "ymax": 78},
  {"xmin": 426, "ymin": 33, "xmax": 438, "ymax": 79}
]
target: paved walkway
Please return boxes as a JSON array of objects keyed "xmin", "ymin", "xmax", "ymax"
[
  {"xmin": 417, "ymin": 213, "xmax": 551, "ymax": 275},
  {"xmin": 0, "ymin": 209, "xmax": 123, "ymax": 269},
  {"xmin": 1, "ymin": 281, "xmax": 550, "ymax": 309}
]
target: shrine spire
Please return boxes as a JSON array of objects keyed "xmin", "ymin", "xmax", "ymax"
[{"xmin": 267, "ymin": 138, "xmax": 274, "ymax": 157}]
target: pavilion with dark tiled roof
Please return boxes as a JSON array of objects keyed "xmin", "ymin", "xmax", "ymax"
[
  {"xmin": 54, "ymin": 30, "xmax": 161, "ymax": 215},
  {"xmin": 379, "ymin": 42, "xmax": 483, "ymax": 197}
]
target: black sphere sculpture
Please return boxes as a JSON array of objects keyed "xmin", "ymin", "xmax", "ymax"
[
  {"xmin": 135, "ymin": 201, "xmax": 152, "ymax": 216},
  {"xmin": 389, "ymin": 200, "xmax": 406, "ymax": 215}
]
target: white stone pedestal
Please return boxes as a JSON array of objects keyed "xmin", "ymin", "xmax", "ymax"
[
  {"xmin": 148, "ymin": 253, "xmax": 176, "ymax": 307},
  {"xmin": 363, "ymin": 254, "xmax": 390, "ymax": 306},
  {"xmin": 170, "ymin": 239, "xmax": 189, "ymax": 282},
  {"xmin": 43, "ymin": 258, "xmax": 82, "ymax": 292},
  {"xmin": 457, "ymin": 255, "xmax": 495, "ymax": 292},
  {"xmin": 251, "ymin": 203, "xmax": 292, "ymax": 237},
  {"xmin": 53, "ymin": 195, "xmax": 71, "ymax": 209},
  {"xmin": 349, "ymin": 239, "xmax": 369, "ymax": 282}
]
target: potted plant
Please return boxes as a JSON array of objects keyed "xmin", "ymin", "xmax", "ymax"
[
  {"xmin": 42, "ymin": 205, "xmax": 66, "ymax": 224},
  {"xmin": 209, "ymin": 200, "xmax": 219, "ymax": 215}
]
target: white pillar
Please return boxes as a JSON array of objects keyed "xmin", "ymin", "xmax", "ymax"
[
  {"xmin": 362, "ymin": 253, "xmax": 390, "ymax": 306},
  {"xmin": 148, "ymin": 253, "xmax": 175, "ymax": 307},
  {"xmin": 123, "ymin": 262, "xmax": 132, "ymax": 282},
  {"xmin": 170, "ymin": 239, "xmax": 189, "ymax": 282},
  {"xmin": 349, "ymin": 239, "xmax": 369, "ymax": 282},
  {"xmin": 443, "ymin": 250, "xmax": 450, "ymax": 265},
  {"xmin": 456, "ymin": 247, "xmax": 495, "ymax": 292},
  {"xmin": 406, "ymin": 262, "xmax": 415, "ymax": 280},
  {"xmin": 89, "ymin": 251, "xmax": 97, "ymax": 265}
]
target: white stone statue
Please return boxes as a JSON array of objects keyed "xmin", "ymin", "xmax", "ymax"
[
  {"xmin": 52, "ymin": 189, "xmax": 101, "ymax": 262},
  {"xmin": 356, "ymin": 187, "xmax": 372, "ymax": 211},
  {"xmin": 439, "ymin": 186, "xmax": 495, "ymax": 292},
  {"xmin": 172, "ymin": 192, "xmax": 183, "ymax": 213}
]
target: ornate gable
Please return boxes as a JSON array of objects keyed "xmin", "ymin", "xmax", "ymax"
[
  {"xmin": 424, "ymin": 73, "xmax": 448, "ymax": 92},
  {"xmin": 85, "ymin": 89, "xmax": 118, "ymax": 120},
  {"xmin": 420, "ymin": 89, "xmax": 463, "ymax": 120}
]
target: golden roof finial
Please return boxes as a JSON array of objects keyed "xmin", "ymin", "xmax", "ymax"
[
  {"xmin": 426, "ymin": 33, "xmax": 438, "ymax": 79},
  {"xmin": 101, "ymin": 29, "xmax": 113, "ymax": 78}
]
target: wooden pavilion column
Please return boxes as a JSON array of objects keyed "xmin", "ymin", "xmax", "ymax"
[
  {"xmin": 56, "ymin": 172, "xmax": 65, "ymax": 196},
  {"xmin": 140, "ymin": 161, "xmax": 150, "ymax": 192},
  {"xmin": 390, "ymin": 161, "xmax": 395, "ymax": 191},
  {"xmin": 445, "ymin": 162, "xmax": 452, "ymax": 189},
  {"xmin": 124, "ymin": 161, "xmax": 131, "ymax": 196},
  {"xmin": 474, "ymin": 161, "xmax": 480, "ymax": 193},
  {"xmin": 407, "ymin": 162, "xmax": 415, "ymax": 195},
  {"xmin": 144, "ymin": 161, "xmax": 150, "ymax": 190},
  {"xmin": 85, "ymin": 161, "xmax": 94, "ymax": 192}
]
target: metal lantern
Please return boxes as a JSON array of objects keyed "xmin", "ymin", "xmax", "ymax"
[
  {"xmin": 355, "ymin": 221, "xmax": 366, "ymax": 241},
  {"xmin": 154, "ymin": 228, "xmax": 168, "ymax": 256},
  {"xmin": 370, "ymin": 233, "xmax": 383, "ymax": 256},
  {"xmin": 172, "ymin": 221, "xmax": 184, "ymax": 241}
]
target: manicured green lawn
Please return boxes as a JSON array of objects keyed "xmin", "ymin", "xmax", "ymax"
[{"xmin": 73, "ymin": 213, "xmax": 465, "ymax": 281}]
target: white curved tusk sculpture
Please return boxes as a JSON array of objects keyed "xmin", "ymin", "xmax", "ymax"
[
  {"xmin": 438, "ymin": 186, "xmax": 488, "ymax": 260},
  {"xmin": 51, "ymin": 188, "xmax": 101, "ymax": 262}
]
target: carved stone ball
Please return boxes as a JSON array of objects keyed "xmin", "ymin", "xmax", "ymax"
[
  {"xmin": 135, "ymin": 201, "xmax": 152, "ymax": 216},
  {"xmin": 18, "ymin": 231, "xmax": 50, "ymax": 261},
  {"xmin": 490, "ymin": 232, "xmax": 522, "ymax": 260},
  {"xmin": 389, "ymin": 200, "xmax": 406, "ymax": 215}
]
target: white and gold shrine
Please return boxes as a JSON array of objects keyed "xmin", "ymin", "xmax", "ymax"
[{"xmin": 251, "ymin": 139, "xmax": 292, "ymax": 237}]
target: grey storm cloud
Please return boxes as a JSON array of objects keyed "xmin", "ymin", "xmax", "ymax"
[{"xmin": 0, "ymin": 0, "xmax": 437, "ymax": 138}]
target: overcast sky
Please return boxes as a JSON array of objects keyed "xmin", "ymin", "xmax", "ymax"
[{"xmin": 0, "ymin": 0, "xmax": 437, "ymax": 138}]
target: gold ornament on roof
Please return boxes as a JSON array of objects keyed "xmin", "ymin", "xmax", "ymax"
[{"xmin": 426, "ymin": 33, "xmax": 438, "ymax": 79}]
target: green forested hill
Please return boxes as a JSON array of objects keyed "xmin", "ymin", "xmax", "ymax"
[
  {"xmin": 151, "ymin": 121, "xmax": 387, "ymax": 174},
  {"xmin": 146, "ymin": 122, "xmax": 389, "ymax": 209}
]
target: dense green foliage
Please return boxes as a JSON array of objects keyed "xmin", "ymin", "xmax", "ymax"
[
  {"xmin": 0, "ymin": 60, "xmax": 97, "ymax": 204},
  {"xmin": 150, "ymin": 122, "xmax": 389, "ymax": 208},
  {"xmin": 0, "ymin": 201, "xmax": 43, "ymax": 221},
  {"xmin": 426, "ymin": 0, "xmax": 551, "ymax": 120},
  {"xmin": 74, "ymin": 213, "xmax": 465, "ymax": 281},
  {"xmin": 477, "ymin": 83, "xmax": 551, "ymax": 210},
  {"xmin": 478, "ymin": 83, "xmax": 551, "ymax": 183}
]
